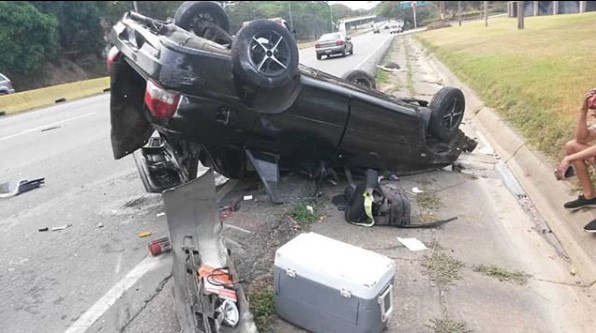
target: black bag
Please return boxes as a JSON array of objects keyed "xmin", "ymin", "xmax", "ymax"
[{"xmin": 344, "ymin": 169, "xmax": 411, "ymax": 227}]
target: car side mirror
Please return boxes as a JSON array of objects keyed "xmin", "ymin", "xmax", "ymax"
[{"xmin": 346, "ymin": 36, "xmax": 351, "ymax": 41}]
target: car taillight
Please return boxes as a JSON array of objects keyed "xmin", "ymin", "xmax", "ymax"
[
  {"xmin": 336, "ymin": 40, "xmax": 344, "ymax": 46},
  {"xmin": 107, "ymin": 46, "xmax": 120, "ymax": 71},
  {"xmin": 144, "ymin": 80, "xmax": 181, "ymax": 119},
  {"xmin": 315, "ymin": 43, "xmax": 321, "ymax": 48}
]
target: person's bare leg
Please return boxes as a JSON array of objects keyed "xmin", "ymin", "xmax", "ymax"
[{"xmin": 565, "ymin": 140, "xmax": 596, "ymax": 198}]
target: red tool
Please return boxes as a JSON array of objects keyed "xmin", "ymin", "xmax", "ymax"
[{"xmin": 148, "ymin": 237, "xmax": 172, "ymax": 256}]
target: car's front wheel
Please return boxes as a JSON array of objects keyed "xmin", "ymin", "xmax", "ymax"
[
  {"xmin": 232, "ymin": 20, "xmax": 299, "ymax": 90},
  {"xmin": 173, "ymin": 1, "xmax": 231, "ymax": 44},
  {"xmin": 428, "ymin": 87, "xmax": 466, "ymax": 142}
]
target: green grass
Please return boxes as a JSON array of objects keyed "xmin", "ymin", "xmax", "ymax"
[
  {"xmin": 248, "ymin": 287, "xmax": 275, "ymax": 332},
  {"xmin": 473, "ymin": 264, "xmax": 532, "ymax": 285},
  {"xmin": 376, "ymin": 69, "xmax": 389, "ymax": 85},
  {"xmin": 287, "ymin": 199, "xmax": 319, "ymax": 225},
  {"xmin": 416, "ymin": 12, "xmax": 596, "ymax": 161}
]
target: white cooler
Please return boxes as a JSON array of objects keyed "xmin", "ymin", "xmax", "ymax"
[{"xmin": 274, "ymin": 232, "xmax": 396, "ymax": 333}]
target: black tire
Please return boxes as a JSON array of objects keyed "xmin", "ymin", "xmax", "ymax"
[
  {"xmin": 428, "ymin": 87, "xmax": 466, "ymax": 141},
  {"xmin": 316, "ymin": 54, "xmax": 322, "ymax": 60},
  {"xmin": 341, "ymin": 48, "xmax": 346, "ymax": 57},
  {"xmin": 173, "ymin": 1, "xmax": 230, "ymax": 39},
  {"xmin": 232, "ymin": 20, "xmax": 299, "ymax": 89},
  {"xmin": 342, "ymin": 69, "xmax": 377, "ymax": 90}
]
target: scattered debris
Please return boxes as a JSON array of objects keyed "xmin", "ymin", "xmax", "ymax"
[
  {"xmin": 426, "ymin": 317, "xmax": 472, "ymax": 333},
  {"xmin": 376, "ymin": 62, "xmax": 401, "ymax": 72},
  {"xmin": 138, "ymin": 231, "xmax": 152, "ymax": 238},
  {"xmin": 96, "ymin": 223, "xmax": 104, "ymax": 228},
  {"xmin": 156, "ymin": 212, "xmax": 165, "ymax": 217},
  {"xmin": 306, "ymin": 205, "xmax": 314, "ymax": 214},
  {"xmin": 51, "ymin": 224, "xmax": 72, "ymax": 231},
  {"xmin": 412, "ymin": 187, "xmax": 424, "ymax": 194},
  {"xmin": 148, "ymin": 237, "xmax": 172, "ymax": 256},
  {"xmin": 0, "ymin": 178, "xmax": 45, "ymax": 198},
  {"xmin": 397, "ymin": 237, "xmax": 427, "ymax": 251},
  {"xmin": 318, "ymin": 215, "xmax": 326, "ymax": 223},
  {"xmin": 473, "ymin": 264, "xmax": 531, "ymax": 285},
  {"xmin": 385, "ymin": 62, "xmax": 401, "ymax": 69},
  {"xmin": 38, "ymin": 227, "xmax": 49, "ymax": 232},
  {"xmin": 421, "ymin": 252, "xmax": 465, "ymax": 286},
  {"xmin": 243, "ymin": 195, "xmax": 253, "ymax": 201},
  {"xmin": 41, "ymin": 126, "xmax": 61, "ymax": 132}
]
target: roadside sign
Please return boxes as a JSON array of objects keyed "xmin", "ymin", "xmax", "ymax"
[{"xmin": 400, "ymin": 1, "xmax": 426, "ymax": 9}]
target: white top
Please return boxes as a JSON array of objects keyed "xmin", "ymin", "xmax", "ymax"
[{"xmin": 274, "ymin": 232, "xmax": 395, "ymax": 299}]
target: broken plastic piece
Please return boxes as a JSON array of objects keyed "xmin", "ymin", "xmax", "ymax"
[
  {"xmin": 38, "ymin": 227, "xmax": 49, "ymax": 232},
  {"xmin": 0, "ymin": 178, "xmax": 45, "ymax": 198},
  {"xmin": 51, "ymin": 224, "xmax": 72, "ymax": 231},
  {"xmin": 412, "ymin": 187, "xmax": 424, "ymax": 194},
  {"xmin": 243, "ymin": 195, "xmax": 253, "ymax": 201},
  {"xmin": 138, "ymin": 231, "xmax": 152, "ymax": 238},
  {"xmin": 397, "ymin": 237, "xmax": 427, "ymax": 251}
]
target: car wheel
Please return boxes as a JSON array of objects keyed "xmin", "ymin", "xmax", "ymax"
[
  {"xmin": 316, "ymin": 54, "xmax": 322, "ymax": 60},
  {"xmin": 341, "ymin": 48, "xmax": 346, "ymax": 57},
  {"xmin": 173, "ymin": 1, "xmax": 230, "ymax": 42},
  {"xmin": 232, "ymin": 19, "xmax": 299, "ymax": 90},
  {"xmin": 428, "ymin": 87, "xmax": 466, "ymax": 141},
  {"xmin": 342, "ymin": 69, "xmax": 376, "ymax": 90}
]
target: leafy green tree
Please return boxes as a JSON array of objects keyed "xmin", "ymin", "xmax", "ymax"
[
  {"xmin": 0, "ymin": 1, "xmax": 58, "ymax": 74},
  {"xmin": 29, "ymin": 1, "xmax": 105, "ymax": 56}
]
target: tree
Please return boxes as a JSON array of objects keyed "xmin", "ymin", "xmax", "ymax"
[
  {"xmin": 0, "ymin": 2, "xmax": 59, "ymax": 74},
  {"xmin": 29, "ymin": 1, "xmax": 105, "ymax": 57},
  {"xmin": 330, "ymin": 3, "xmax": 353, "ymax": 21}
]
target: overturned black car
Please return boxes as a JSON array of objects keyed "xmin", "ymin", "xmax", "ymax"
[{"xmin": 108, "ymin": 1, "xmax": 476, "ymax": 202}]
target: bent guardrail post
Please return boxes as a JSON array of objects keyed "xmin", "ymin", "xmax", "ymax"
[{"xmin": 162, "ymin": 169, "xmax": 257, "ymax": 333}]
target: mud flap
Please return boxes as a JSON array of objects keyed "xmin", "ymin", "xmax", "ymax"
[
  {"xmin": 162, "ymin": 169, "xmax": 257, "ymax": 333},
  {"xmin": 245, "ymin": 149, "xmax": 282, "ymax": 204}
]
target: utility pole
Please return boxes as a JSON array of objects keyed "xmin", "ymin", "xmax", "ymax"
[
  {"xmin": 329, "ymin": 3, "xmax": 334, "ymax": 32},
  {"xmin": 412, "ymin": 1, "xmax": 417, "ymax": 29},
  {"xmin": 133, "ymin": 1, "xmax": 138, "ymax": 12},
  {"xmin": 288, "ymin": 2, "xmax": 294, "ymax": 32},
  {"xmin": 484, "ymin": 1, "xmax": 488, "ymax": 27},
  {"xmin": 439, "ymin": 1, "xmax": 445, "ymax": 21},
  {"xmin": 517, "ymin": 1, "xmax": 525, "ymax": 29},
  {"xmin": 458, "ymin": 1, "xmax": 462, "ymax": 26}
]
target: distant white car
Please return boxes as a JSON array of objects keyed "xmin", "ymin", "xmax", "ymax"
[
  {"xmin": 389, "ymin": 25, "xmax": 402, "ymax": 34},
  {"xmin": 0, "ymin": 72, "xmax": 15, "ymax": 94}
]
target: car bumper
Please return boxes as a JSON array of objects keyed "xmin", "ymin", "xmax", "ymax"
[{"xmin": 316, "ymin": 45, "xmax": 345, "ymax": 56}]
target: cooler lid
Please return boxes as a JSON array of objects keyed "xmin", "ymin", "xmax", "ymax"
[{"xmin": 274, "ymin": 232, "xmax": 395, "ymax": 299}]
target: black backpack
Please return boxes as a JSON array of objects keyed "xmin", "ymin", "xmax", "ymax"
[{"xmin": 343, "ymin": 169, "xmax": 455, "ymax": 229}]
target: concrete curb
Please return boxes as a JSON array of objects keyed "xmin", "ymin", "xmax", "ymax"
[
  {"xmin": 0, "ymin": 77, "xmax": 110, "ymax": 116},
  {"xmin": 425, "ymin": 46, "xmax": 596, "ymax": 285}
]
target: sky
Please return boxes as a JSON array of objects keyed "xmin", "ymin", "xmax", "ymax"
[{"xmin": 331, "ymin": 1, "xmax": 381, "ymax": 11}]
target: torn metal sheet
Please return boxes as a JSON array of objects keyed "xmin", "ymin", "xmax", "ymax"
[
  {"xmin": 0, "ymin": 178, "xmax": 45, "ymax": 198},
  {"xmin": 162, "ymin": 169, "xmax": 257, "ymax": 333}
]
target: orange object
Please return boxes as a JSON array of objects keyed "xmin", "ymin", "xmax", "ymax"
[{"xmin": 197, "ymin": 265, "xmax": 237, "ymax": 301}]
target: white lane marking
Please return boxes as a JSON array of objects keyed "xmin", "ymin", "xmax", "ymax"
[
  {"xmin": 0, "ymin": 112, "xmax": 95, "ymax": 143},
  {"xmin": 355, "ymin": 35, "xmax": 394, "ymax": 70},
  {"xmin": 115, "ymin": 255, "xmax": 122, "ymax": 274},
  {"xmin": 64, "ymin": 255, "xmax": 165, "ymax": 333}
]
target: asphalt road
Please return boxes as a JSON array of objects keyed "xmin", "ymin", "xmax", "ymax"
[
  {"xmin": 2, "ymin": 28, "xmax": 594, "ymax": 333},
  {"xmin": 0, "ymin": 30, "xmax": 394, "ymax": 333}
]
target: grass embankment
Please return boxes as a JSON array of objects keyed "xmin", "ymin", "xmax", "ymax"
[{"xmin": 416, "ymin": 13, "xmax": 596, "ymax": 160}]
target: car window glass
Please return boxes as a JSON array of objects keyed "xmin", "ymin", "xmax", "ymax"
[
  {"xmin": 320, "ymin": 33, "xmax": 341, "ymax": 41},
  {"xmin": 0, "ymin": 73, "xmax": 7, "ymax": 81}
]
